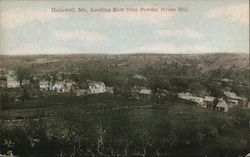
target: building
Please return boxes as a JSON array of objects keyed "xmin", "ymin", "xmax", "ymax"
[
  {"xmin": 40, "ymin": 79, "xmax": 77, "ymax": 93},
  {"xmin": 105, "ymin": 86, "xmax": 114, "ymax": 94},
  {"xmin": 6, "ymin": 70, "xmax": 20, "ymax": 88},
  {"xmin": 224, "ymin": 91, "xmax": 247, "ymax": 106},
  {"xmin": 131, "ymin": 86, "xmax": 152, "ymax": 101},
  {"xmin": 216, "ymin": 98, "xmax": 229, "ymax": 112},
  {"xmin": 178, "ymin": 92, "xmax": 204, "ymax": 106},
  {"xmin": 204, "ymin": 96, "xmax": 215, "ymax": 109},
  {"xmin": 52, "ymin": 82, "xmax": 65, "ymax": 92},
  {"xmin": 39, "ymin": 80, "xmax": 50, "ymax": 91},
  {"xmin": 132, "ymin": 74, "xmax": 147, "ymax": 80},
  {"xmin": 139, "ymin": 88, "xmax": 152, "ymax": 100},
  {"xmin": 88, "ymin": 81, "xmax": 106, "ymax": 94},
  {"xmin": 228, "ymin": 99, "xmax": 238, "ymax": 108},
  {"xmin": 64, "ymin": 81, "xmax": 76, "ymax": 93}
]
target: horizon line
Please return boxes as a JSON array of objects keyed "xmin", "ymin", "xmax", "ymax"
[{"xmin": 0, "ymin": 51, "xmax": 249, "ymax": 56}]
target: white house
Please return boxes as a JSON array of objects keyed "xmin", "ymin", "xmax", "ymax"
[
  {"xmin": 216, "ymin": 98, "xmax": 229, "ymax": 112},
  {"xmin": 88, "ymin": 81, "xmax": 106, "ymax": 94},
  {"xmin": 132, "ymin": 74, "xmax": 147, "ymax": 80},
  {"xmin": 64, "ymin": 81, "xmax": 76, "ymax": 92},
  {"xmin": 131, "ymin": 86, "xmax": 152, "ymax": 100},
  {"xmin": 224, "ymin": 91, "xmax": 247, "ymax": 106},
  {"xmin": 7, "ymin": 70, "xmax": 20, "ymax": 88},
  {"xmin": 39, "ymin": 80, "xmax": 50, "ymax": 91},
  {"xmin": 52, "ymin": 82, "xmax": 65, "ymax": 92},
  {"xmin": 139, "ymin": 88, "xmax": 152, "ymax": 100},
  {"xmin": 178, "ymin": 92, "xmax": 204, "ymax": 105}
]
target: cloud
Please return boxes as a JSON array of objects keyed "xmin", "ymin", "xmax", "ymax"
[
  {"xmin": 5, "ymin": 44, "xmax": 81, "ymax": 55},
  {"xmin": 55, "ymin": 31, "xmax": 109, "ymax": 43},
  {"xmin": 1, "ymin": 8, "xmax": 66, "ymax": 28},
  {"xmin": 206, "ymin": 3, "xmax": 249, "ymax": 25},
  {"xmin": 103, "ymin": 7, "xmax": 176, "ymax": 23},
  {"xmin": 124, "ymin": 43, "xmax": 217, "ymax": 54},
  {"xmin": 157, "ymin": 28, "xmax": 203, "ymax": 39}
]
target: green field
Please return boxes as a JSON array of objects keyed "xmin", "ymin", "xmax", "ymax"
[{"xmin": 1, "ymin": 94, "xmax": 250, "ymax": 157}]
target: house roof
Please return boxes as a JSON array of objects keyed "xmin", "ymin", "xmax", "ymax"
[
  {"xmin": 204, "ymin": 96, "xmax": 215, "ymax": 102},
  {"xmin": 139, "ymin": 88, "xmax": 152, "ymax": 95},
  {"xmin": 88, "ymin": 81, "xmax": 104, "ymax": 86},
  {"xmin": 7, "ymin": 71, "xmax": 18, "ymax": 81},
  {"xmin": 229, "ymin": 99, "xmax": 238, "ymax": 103},
  {"xmin": 133, "ymin": 74, "xmax": 146, "ymax": 80},
  {"xmin": 224, "ymin": 91, "xmax": 245, "ymax": 100}
]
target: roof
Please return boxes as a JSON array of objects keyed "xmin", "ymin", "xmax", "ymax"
[
  {"xmin": 229, "ymin": 99, "xmax": 238, "ymax": 103},
  {"xmin": 139, "ymin": 88, "xmax": 152, "ymax": 95},
  {"xmin": 88, "ymin": 81, "xmax": 105, "ymax": 86},
  {"xmin": 221, "ymin": 78, "xmax": 232, "ymax": 82},
  {"xmin": 7, "ymin": 71, "xmax": 18, "ymax": 81},
  {"xmin": 133, "ymin": 74, "xmax": 146, "ymax": 80},
  {"xmin": 204, "ymin": 96, "xmax": 215, "ymax": 102},
  {"xmin": 224, "ymin": 91, "xmax": 245, "ymax": 100}
]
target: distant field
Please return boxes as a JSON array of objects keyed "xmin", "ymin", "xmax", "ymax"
[{"xmin": 0, "ymin": 94, "xmax": 150, "ymax": 120}]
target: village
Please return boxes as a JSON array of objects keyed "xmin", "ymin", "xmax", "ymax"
[
  {"xmin": 1, "ymin": 68, "xmax": 249, "ymax": 113},
  {"xmin": 0, "ymin": 53, "xmax": 249, "ymax": 157}
]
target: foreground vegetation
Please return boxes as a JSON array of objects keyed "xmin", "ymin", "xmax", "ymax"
[{"xmin": 1, "ymin": 94, "xmax": 250, "ymax": 157}]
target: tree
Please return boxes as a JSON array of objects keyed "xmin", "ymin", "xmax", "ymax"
[{"xmin": 16, "ymin": 66, "xmax": 32, "ymax": 88}]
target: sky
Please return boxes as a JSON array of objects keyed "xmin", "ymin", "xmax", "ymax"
[{"xmin": 0, "ymin": 0, "xmax": 249, "ymax": 55}]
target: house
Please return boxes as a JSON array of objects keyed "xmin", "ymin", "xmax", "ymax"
[
  {"xmin": 39, "ymin": 80, "xmax": 50, "ymax": 91},
  {"xmin": 52, "ymin": 82, "xmax": 65, "ymax": 92},
  {"xmin": 132, "ymin": 74, "xmax": 147, "ymax": 80},
  {"xmin": 216, "ymin": 98, "xmax": 229, "ymax": 112},
  {"xmin": 6, "ymin": 70, "xmax": 20, "ymax": 88},
  {"xmin": 76, "ymin": 89, "xmax": 88, "ymax": 96},
  {"xmin": 224, "ymin": 91, "xmax": 247, "ymax": 106},
  {"xmin": 64, "ymin": 81, "xmax": 76, "ymax": 93},
  {"xmin": 105, "ymin": 86, "xmax": 114, "ymax": 94},
  {"xmin": 228, "ymin": 99, "xmax": 238, "ymax": 108},
  {"xmin": 131, "ymin": 86, "xmax": 152, "ymax": 101},
  {"xmin": 139, "ymin": 88, "xmax": 152, "ymax": 100},
  {"xmin": 178, "ymin": 92, "xmax": 204, "ymax": 106},
  {"xmin": 40, "ymin": 80, "xmax": 77, "ymax": 93},
  {"xmin": 221, "ymin": 78, "xmax": 233, "ymax": 82},
  {"xmin": 204, "ymin": 96, "xmax": 215, "ymax": 109},
  {"xmin": 88, "ymin": 81, "xmax": 106, "ymax": 94}
]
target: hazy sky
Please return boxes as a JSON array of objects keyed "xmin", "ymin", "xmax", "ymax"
[{"xmin": 0, "ymin": 0, "xmax": 249, "ymax": 55}]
